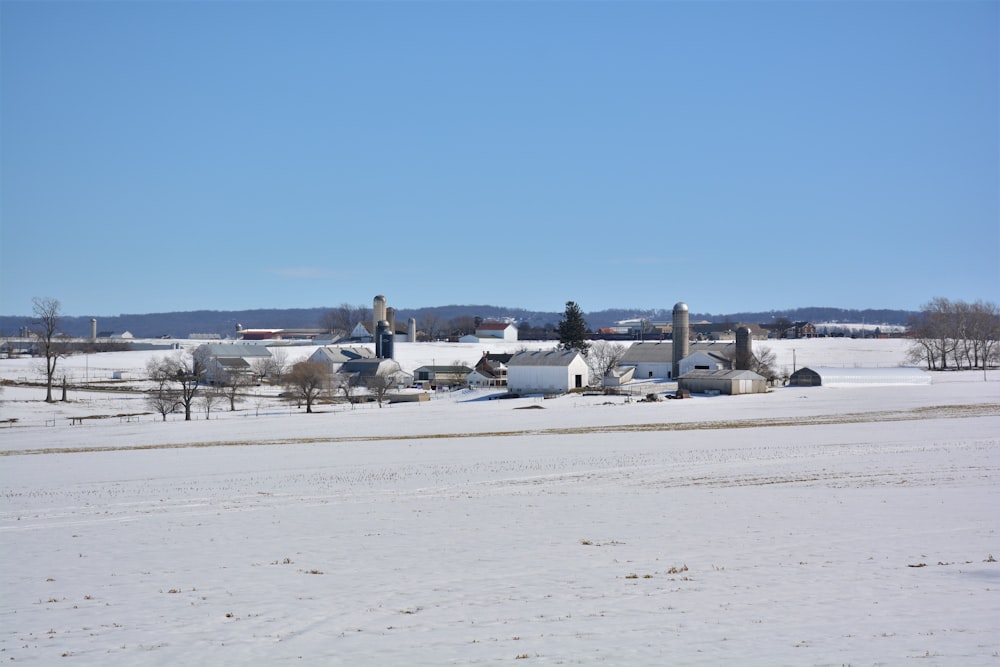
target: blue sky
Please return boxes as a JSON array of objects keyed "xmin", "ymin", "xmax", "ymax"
[{"xmin": 1, "ymin": 0, "xmax": 997, "ymax": 318}]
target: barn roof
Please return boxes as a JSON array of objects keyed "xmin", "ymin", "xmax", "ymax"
[
  {"xmin": 198, "ymin": 343, "xmax": 272, "ymax": 358},
  {"xmin": 476, "ymin": 321, "xmax": 516, "ymax": 331},
  {"xmin": 679, "ymin": 369, "xmax": 764, "ymax": 381},
  {"xmin": 620, "ymin": 341, "xmax": 735, "ymax": 363},
  {"xmin": 311, "ymin": 346, "xmax": 373, "ymax": 363},
  {"xmin": 508, "ymin": 349, "xmax": 583, "ymax": 367}
]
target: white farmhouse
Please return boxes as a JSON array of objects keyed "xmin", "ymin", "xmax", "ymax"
[
  {"xmin": 507, "ymin": 349, "xmax": 588, "ymax": 395},
  {"xmin": 459, "ymin": 321, "xmax": 518, "ymax": 343}
]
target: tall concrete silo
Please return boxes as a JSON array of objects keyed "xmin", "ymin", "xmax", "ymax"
[
  {"xmin": 386, "ymin": 306, "xmax": 396, "ymax": 335},
  {"xmin": 672, "ymin": 302, "xmax": 690, "ymax": 379},
  {"xmin": 90, "ymin": 319, "xmax": 97, "ymax": 341},
  {"xmin": 407, "ymin": 317, "xmax": 417, "ymax": 342},
  {"xmin": 373, "ymin": 294, "xmax": 387, "ymax": 337},
  {"xmin": 735, "ymin": 326, "xmax": 753, "ymax": 370}
]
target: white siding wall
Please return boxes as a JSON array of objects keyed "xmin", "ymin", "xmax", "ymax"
[
  {"xmin": 621, "ymin": 362, "xmax": 673, "ymax": 380},
  {"xmin": 508, "ymin": 357, "xmax": 588, "ymax": 394}
]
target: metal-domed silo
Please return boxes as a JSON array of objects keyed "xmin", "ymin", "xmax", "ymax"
[
  {"xmin": 376, "ymin": 320, "xmax": 393, "ymax": 359},
  {"xmin": 735, "ymin": 326, "xmax": 753, "ymax": 371},
  {"xmin": 672, "ymin": 302, "xmax": 689, "ymax": 379}
]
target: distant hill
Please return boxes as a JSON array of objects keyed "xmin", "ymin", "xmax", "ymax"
[{"xmin": 0, "ymin": 305, "xmax": 918, "ymax": 340}]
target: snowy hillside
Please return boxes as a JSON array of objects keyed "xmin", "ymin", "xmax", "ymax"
[{"xmin": 1, "ymin": 338, "xmax": 997, "ymax": 665}]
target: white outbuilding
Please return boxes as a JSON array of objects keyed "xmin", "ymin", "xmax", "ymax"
[{"xmin": 507, "ymin": 349, "xmax": 588, "ymax": 395}]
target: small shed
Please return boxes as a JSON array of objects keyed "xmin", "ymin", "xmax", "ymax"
[
  {"xmin": 412, "ymin": 365, "xmax": 474, "ymax": 389},
  {"xmin": 603, "ymin": 365, "xmax": 636, "ymax": 388},
  {"xmin": 789, "ymin": 367, "xmax": 931, "ymax": 387},
  {"xmin": 678, "ymin": 369, "xmax": 767, "ymax": 395}
]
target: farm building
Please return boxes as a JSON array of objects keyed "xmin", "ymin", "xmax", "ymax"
[
  {"xmin": 196, "ymin": 344, "xmax": 272, "ymax": 385},
  {"xmin": 788, "ymin": 367, "xmax": 932, "ymax": 387},
  {"xmin": 618, "ymin": 341, "xmax": 743, "ymax": 380},
  {"xmin": 339, "ymin": 358, "xmax": 412, "ymax": 387},
  {"xmin": 459, "ymin": 321, "xmax": 518, "ymax": 343},
  {"xmin": 307, "ymin": 346, "xmax": 374, "ymax": 374},
  {"xmin": 413, "ymin": 365, "xmax": 474, "ymax": 389},
  {"xmin": 507, "ymin": 349, "xmax": 588, "ymax": 395},
  {"xmin": 678, "ymin": 369, "xmax": 768, "ymax": 395},
  {"xmin": 466, "ymin": 352, "xmax": 512, "ymax": 388}
]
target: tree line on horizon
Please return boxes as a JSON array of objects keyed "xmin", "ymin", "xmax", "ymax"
[{"xmin": 2, "ymin": 304, "xmax": 921, "ymax": 341}]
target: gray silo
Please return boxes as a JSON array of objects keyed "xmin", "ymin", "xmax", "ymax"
[
  {"xmin": 91, "ymin": 319, "xmax": 97, "ymax": 341},
  {"xmin": 672, "ymin": 302, "xmax": 690, "ymax": 379},
  {"xmin": 735, "ymin": 326, "xmax": 753, "ymax": 371},
  {"xmin": 386, "ymin": 306, "xmax": 396, "ymax": 335},
  {"xmin": 408, "ymin": 317, "xmax": 417, "ymax": 342}
]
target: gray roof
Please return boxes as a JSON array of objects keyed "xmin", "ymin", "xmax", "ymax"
[
  {"xmin": 312, "ymin": 346, "xmax": 374, "ymax": 363},
  {"xmin": 508, "ymin": 349, "xmax": 583, "ymax": 367},
  {"xmin": 339, "ymin": 358, "xmax": 402, "ymax": 377},
  {"xmin": 620, "ymin": 341, "xmax": 734, "ymax": 363},
  {"xmin": 413, "ymin": 365, "xmax": 473, "ymax": 373},
  {"xmin": 198, "ymin": 343, "xmax": 272, "ymax": 358},
  {"xmin": 678, "ymin": 369, "xmax": 764, "ymax": 381}
]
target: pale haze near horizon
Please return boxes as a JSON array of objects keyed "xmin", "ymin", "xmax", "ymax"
[{"xmin": 1, "ymin": 0, "xmax": 997, "ymax": 318}]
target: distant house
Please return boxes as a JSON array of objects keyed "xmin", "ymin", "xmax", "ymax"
[
  {"xmin": 196, "ymin": 343, "xmax": 272, "ymax": 385},
  {"xmin": 789, "ymin": 367, "xmax": 931, "ymax": 387},
  {"xmin": 460, "ymin": 321, "xmax": 518, "ymax": 343},
  {"xmin": 237, "ymin": 328, "xmax": 326, "ymax": 341},
  {"xmin": 413, "ymin": 365, "xmax": 474, "ymax": 389},
  {"xmin": 466, "ymin": 352, "xmax": 513, "ymax": 388},
  {"xmin": 678, "ymin": 369, "xmax": 768, "ymax": 395},
  {"xmin": 507, "ymin": 349, "xmax": 588, "ymax": 395},
  {"xmin": 307, "ymin": 346, "xmax": 375, "ymax": 375},
  {"xmin": 781, "ymin": 322, "xmax": 818, "ymax": 339},
  {"xmin": 349, "ymin": 321, "xmax": 410, "ymax": 343}
]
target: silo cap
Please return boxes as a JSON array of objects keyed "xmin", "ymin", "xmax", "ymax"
[{"xmin": 673, "ymin": 302, "xmax": 688, "ymax": 312}]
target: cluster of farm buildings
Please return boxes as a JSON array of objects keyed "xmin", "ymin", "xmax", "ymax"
[{"xmin": 194, "ymin": 296, "xmax": 929, "ymax": 398}]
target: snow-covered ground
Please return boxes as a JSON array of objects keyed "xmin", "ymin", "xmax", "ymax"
[{"xmin": 1, "ymin": 338, "xmax": 998, "ymax": 665}]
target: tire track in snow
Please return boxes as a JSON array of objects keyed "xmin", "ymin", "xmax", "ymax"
[{"xmin": 1, "ymin": 403, "xmax": 996, "ymax": 457}]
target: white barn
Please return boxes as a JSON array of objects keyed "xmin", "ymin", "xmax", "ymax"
[
  {"xmin": 507, "ymin": 349, "xmax": 588, "ymax": 395},
  {"xmin": 619, "ymin": 341, "xmax": 737, "ymax": 380},
  {"xmin": 307, "ymin": 346, "xmax": 374, "ymax": 374}
]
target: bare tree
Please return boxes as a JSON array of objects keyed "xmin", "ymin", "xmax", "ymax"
[
  {"xmin": 907, "ymin": 298, "xmax": 997, "ymax": 371},
  {"xmin": 200, "ymin": 388, "xmax": 222, "ymax": 419},
  {"xmin": 419, "ymin": 311, "xmax": 441, "ymax": 340},
  {"xmin": 146, "ymin": 357, "xmax": 179, "ymax": 421},
  {"xmin": 30, "ymin": 297, "xmax": 65, "ymax": 402},
  {"xmin": 283, "ymin": 361, "xmax": 329, "ymax": 413},
  {"xmin": 320, "ymin": 303, "xmax": 370, "ymax": 337},
  {"xmin": 251, "ymin": 347, "xmax": 289, "ymax": 383},
  {"xmin": 148, "ymin": 389, "xmax": 179, "ymax": 421},
  {"xmin": 749, "ymin": 346, "xmax": 779, "ymax": 385},
  {"xmin": 365, "ymin": 371, "xmax": 398, "ymax": 407},
  {"xmin": 333, "ymin": 370, "xmax": 359, "ymax": 408},
  {"xmin": 586, "ymin": 340, "xmax": 627, "ymax": 386},
  {"xmin": 448, "ymin": 315, "xmax": 478, "ymax": 338},
  {"xmin": 215, "ymin": 367, "xmax": 253, "ymax": 411},
  {"xmin": 147, "ymin": 352, "xmax": 206, "ymax": 421}
]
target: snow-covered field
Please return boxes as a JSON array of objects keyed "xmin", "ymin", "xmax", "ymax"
[{"xmin": 1, "ymin": 338, "xmax": 998, "ymax": 665}]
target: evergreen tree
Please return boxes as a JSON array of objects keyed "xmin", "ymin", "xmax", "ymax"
[{"xmin": 557, "ymin": 301, "xmax": 591, "ymax": 356}]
